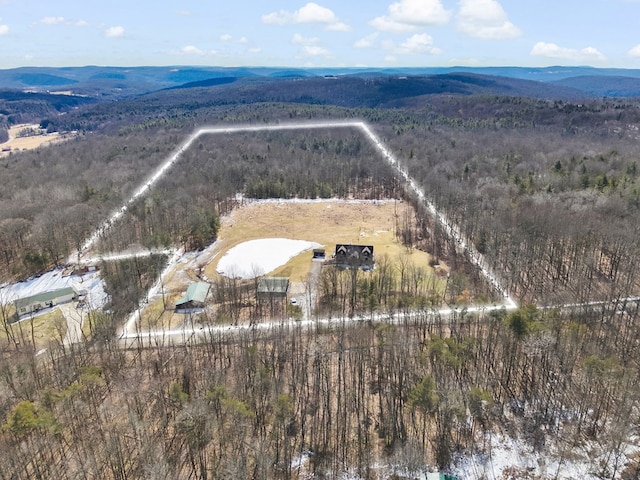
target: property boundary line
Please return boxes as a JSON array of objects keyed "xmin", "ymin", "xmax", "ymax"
[{"xmin": 67, "ymin": 120, "xmax": 516, "ymax": 340}]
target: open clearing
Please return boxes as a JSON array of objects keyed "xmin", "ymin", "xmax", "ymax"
[
  {"xmin": 0, "ymin": 123, "xmax": 76, "ymax": 156},
  {"xmin": 140, "ymin": 199, "xmax": 448, "ymax": 331},
  {"xmin": 7, "ymin": 308, "xmax": 67, "ymax": 348},
  {"xmin": 204, "ymin": 199, "xmax": 440, "ymax": 282}
]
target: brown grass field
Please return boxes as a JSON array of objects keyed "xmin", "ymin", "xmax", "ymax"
[
  {"xmin": 204, "ymin": 199, "xmax": 439, "ymax": 281},
  {"xmin": 5, "ymin": 308, "xmax": 67, "ymax": 348},
  {"xmin": 0, "ymin": 123, "xmax": 75, "ymax": 156},
  {"xmin": 141, "ymin": 200, "xmax": 449, "ymax": 330}
]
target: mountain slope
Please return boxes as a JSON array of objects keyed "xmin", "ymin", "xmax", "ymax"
[
  {"xmin": 552, "ymin": 75, "xmax": 640, "ymax": 97},
  {"xmin": 147, "ymin": 73, "xmax": 590, "ymax": 109}
]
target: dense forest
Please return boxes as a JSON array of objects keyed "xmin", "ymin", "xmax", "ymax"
[
  {"xmin": 3, "ymin": 304, "xmax": 640, "ymax": 478},
  {"xmin": 2, "ymin": 74, "xmax": 640, "ymax": 478}
]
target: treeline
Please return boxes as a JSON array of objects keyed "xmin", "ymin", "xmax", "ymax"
[
  {"xmin": 96, "ymin": 128, "xmax": 400, "ymax": 253},
  {"xmin": 100, "ymin": 254, "xmax": 169, "ymax": 322},
  {"xmin": 2, "ymin": 302, "xmax": 640, "ymax": 478}
]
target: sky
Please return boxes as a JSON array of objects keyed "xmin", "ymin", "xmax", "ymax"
[{"xmin": 1, "ymin": 0, "xmax": 640, "ymax": 69}]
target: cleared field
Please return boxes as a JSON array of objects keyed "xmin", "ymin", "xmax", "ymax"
[
  {"xmin": 203, "ymin": 199, "xmax": 442, "ymax": 282},
  {"xmin": 0, "ymin": 123, "xmax": 75, "ymax": 156},
  {"xmin": 5, "ymin": 309, "xmax": 67, "ymax": 348},
  {"xmin": 142, "ymin": 200, "xmax": 449, "ymax": 329}
]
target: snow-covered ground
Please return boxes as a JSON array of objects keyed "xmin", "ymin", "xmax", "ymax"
[
  {"xmin": 216, "ymin": 238, "xmax": 321, "ymax": 279},
  {"xmin": 451, "ymin": 432, "xmax": 639, "ymax": 479},
  {"xmin": 289, "ymin": 432, "xmax": 638, "ymax": 480},
  {"xmin": 0, "ymin": 268, "xmax": 108, "ymax": 311}
]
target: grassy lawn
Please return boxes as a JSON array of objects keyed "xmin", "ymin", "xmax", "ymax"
[
  {"xmin": 203, "ymin": 200, "xmax": 444, "ymax": 283},
  {"xmin": 8, "ymin": 309, "xmax": 67, "ymax": 348},
  {"xmin": 134, "ymin": 199, "xmax": 459, "ymax": 327},
  {"xmin": 140, "ymin": 292, "xmax": 186, "ymax": 331}
]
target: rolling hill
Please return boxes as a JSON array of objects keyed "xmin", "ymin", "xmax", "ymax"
[{"xmin": 0, "ymin": 65, "xmax": 639, "ymax": 99}]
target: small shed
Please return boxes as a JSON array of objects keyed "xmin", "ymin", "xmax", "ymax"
[
  {"xmin": 257, "ymin": 277, "xmax": 290, "ymax": 300},
  {"xmin": 175, "ymin": 282, "xmax": 210, "ymax": 311},
  {"xmin": 14, "ymin": 287, "xmax": 77, "ymax": 316},
  {"xmin": 312, "ymin": 248, "xmax": 326, "ymax": 259}
]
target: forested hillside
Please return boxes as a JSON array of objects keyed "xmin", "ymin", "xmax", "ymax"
[
  {"xmin": 0, "ymin": 90, "xmax": 94, "ymax": 142},
  {"xmin": 2, "ymin": 74, "xmax": 640, "ymax": 478}
]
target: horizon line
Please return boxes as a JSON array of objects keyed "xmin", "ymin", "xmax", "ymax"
[{"xmin": 0, "ymin": 63, "xmax": 627, "ymax": 71}]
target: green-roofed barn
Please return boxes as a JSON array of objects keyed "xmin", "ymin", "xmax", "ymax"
[
  {"xmin": 175, "ymin": 282, "xmax": 210, "ymax": 311},
  {"xmin": 14, "ymin": 287, "xmax": 77, "ymax": 317}
]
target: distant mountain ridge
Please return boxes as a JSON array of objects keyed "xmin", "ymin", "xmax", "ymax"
[
  {"xmin": 551, "ymin": 75, "xmax": 640, "ymax": 97},
  {"xmin": 0, "ymin": 65, "xmax": 639, "ymax": 98},
  {"xmin": 136, "ymin": 73, "xmax": 589, "ymax": 110}
]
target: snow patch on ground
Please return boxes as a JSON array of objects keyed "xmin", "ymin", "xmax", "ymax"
[
  {"xmin": 451, "ymin": 433, "xmax": 638, "ymax": 479},
  {"xmin": 216, "ymin": 238, "xmax": 322, "ymax": 279},
  {"xmin": 0, "ymin": 268, "xmax": 108, "ymax": 310}
]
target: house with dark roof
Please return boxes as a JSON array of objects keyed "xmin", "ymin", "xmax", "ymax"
[{"xmin": 334, "ymin": 244, "xmax": 374, "ymax": 270}]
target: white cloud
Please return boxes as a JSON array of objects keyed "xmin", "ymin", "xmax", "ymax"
[
  {"xmin": 531, "ymin": 42, "xmax": 607, "ymax": 62},
  {"xmin": 249, "ymin": 47, "xmax": 262, "ymax": 54},
  {"xmin": 292, "ymin": 33, "xmax": 319, "ymax": 46},
  {"xmin": 34, "ymin": 16, "xmax": 89, "ymax": 28},
  {"xmin": 181, "ymin": 45, "xmax": 204, "ymax": 55},
  {"xmin": 301, "ymin": 45, "xmax": 330, "ymax": 57},
  {"xmin": 291, "ymin": 33, "xmax": 331, "ymax": 58},
  {"xmin": 0, "ymin": 23, "xmax": 7, "ymax": 36},
  {"xmin": 40, "ymin": 16, "xmax": 65, "ymax": 25},
  {"xmin": 355, "ymin": 33, "xmax": 379, "ymax": 48},
  {"xmin": 380, "ymin": 34, "xmax": 442, "ymax": 56},
  {"xmin": 177, "ymin": 10, "xmax": 192, "ymax": 16},
  {"xmin": 370, "ymin": 16, "xmax": 416, "ymax": 33},
  {"xmin": 295, "ymin": 2, "xmax": 337, "ymax": 23},
  {"xmin": 371, "ymin": 0, "xmax": 451, "ymax": 32},
  {"xmin": 628, "ymin": 44, "xmax": 640, "ymax": 57},
  {"xmin": 105, "ymin": 26, "xmax": 125, "ymax": 38},
  {"xmin": 262, "ymin": 2, "xmax": 349, "ymax": 31},
  {"xmin": 172, "ymin": 45, "xmax": 218, "ymax": 56},
  {"xmin": 327, "ymin": 22, "xmax": 351, "ymax": 32},
  {"xmin": 219, "ymin": 34, "xmax": 249, "ymax": 44},
  {"xmin": 457, "ymin": 0, "xmax": 521, "ymax": 39},
  {"xmin": 398, "ymin": 33, "xmax": 442, "ymax": 55},
  {"xmin": 390, "ymin": 0, "xmax": 451, "ymax": 24}
]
